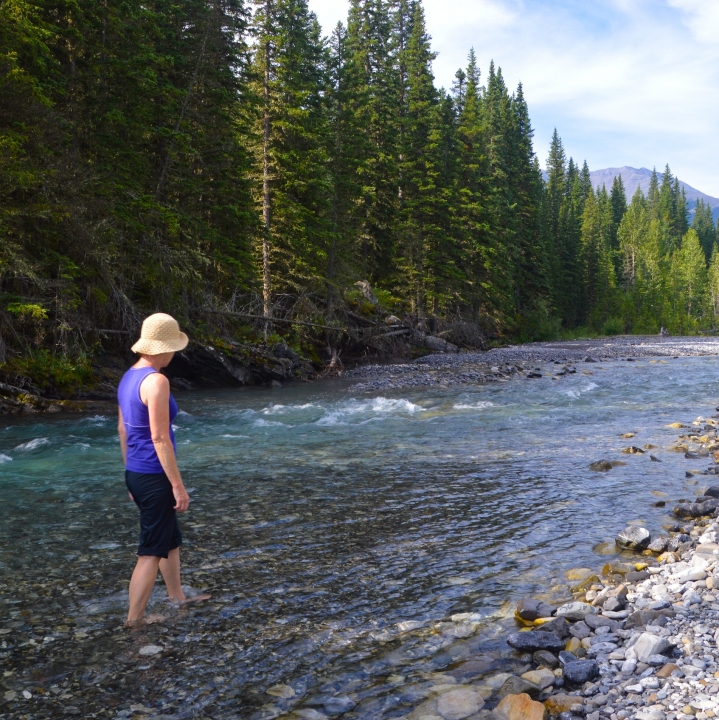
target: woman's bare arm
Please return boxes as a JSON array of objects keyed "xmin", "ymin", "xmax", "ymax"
[
  {"xmin": 141, "ymin": 373, "xmax": 190, "ymax": 512},
  {"xmin": 118, "ymin": 406, "xmax": 128, "ymax": 465}
]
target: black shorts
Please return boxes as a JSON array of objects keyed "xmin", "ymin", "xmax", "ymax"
[{"xmin": 125, "ymin": 470, "xmax": 182, "ymax": 559}]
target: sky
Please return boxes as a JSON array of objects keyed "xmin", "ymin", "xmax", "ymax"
[{"xmin": 307, "ymin": 0, "xmax": 719, "ymax": 197}]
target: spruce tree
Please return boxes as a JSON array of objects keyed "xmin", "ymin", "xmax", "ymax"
[{"xmin": 692, "ymin": 199, "xmax": 717, "ymax": 262}]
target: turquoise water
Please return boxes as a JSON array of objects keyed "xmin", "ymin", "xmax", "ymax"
[{"xmin": 1, "ymin": 356, "xmax": 718, "ymax": 718}]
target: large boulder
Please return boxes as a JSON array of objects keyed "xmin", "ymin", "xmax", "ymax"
[
  {"xmin": 506, "ymin": 631, "xmax": 564, "ymax": 652},
  {"xmin": 616, "ymin": 526, "xmax": 651, "ymax": 550},
  {"xmin": 495, "ymin": 693, "xmax": 547, "ymax": 720}
]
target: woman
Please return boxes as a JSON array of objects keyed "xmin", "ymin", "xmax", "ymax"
[{"xmin": 117, "ymin": 313, "xmax": 209, "ymax": 626}]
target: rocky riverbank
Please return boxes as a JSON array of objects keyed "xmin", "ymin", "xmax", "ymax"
[
  {"xmin": 0, "ymin": 340, "xmax": 315, "ymax": 415},
  {"xmin": 343, "ymin": 336, "xmax": 719, "ymax": 392},
  {"xmin": 390, "ymin": 415, "xmax": 719, "ymax": 720}
]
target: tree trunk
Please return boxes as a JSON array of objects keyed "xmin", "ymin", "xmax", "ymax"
[{"xmin": 262, "ymin": 0, "xmax": 272, "ymax": 339}]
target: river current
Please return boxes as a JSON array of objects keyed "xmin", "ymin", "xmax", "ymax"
[{"xmin": 1, "ymin": 355, "xmax": 718, "ymax": 718}]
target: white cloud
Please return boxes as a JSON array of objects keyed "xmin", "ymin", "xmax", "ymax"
[
  {"xmin": 308, "ymin": 0, "xmax": 719, "ymax": 196},
  {"xmin": 666, "ymin": 0, "xmax": 719, "ymax": 43}
]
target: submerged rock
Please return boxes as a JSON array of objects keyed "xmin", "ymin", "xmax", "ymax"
[
  {"xmin": 498, "ymin": 675, "xmax": 541, "ymax": 699},
  {"xmin": 521, "ymin": 668, "xmax": 555, "ymax": 690},
  {"xmin": 589, "ymin": 460, "xmax": 613, "ymax": 472},
  {"xmin": 436, "ymin": 687, "xmax": 483, "ymax": 720},
  {"xmin": 532, "ymin": 650, "xmax": 558, "ymax": 668}
]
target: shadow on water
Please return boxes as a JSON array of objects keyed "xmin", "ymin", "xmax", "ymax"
[{"xmin": 1, "ymin": 356, "xmax": 718, "ymax": 717}]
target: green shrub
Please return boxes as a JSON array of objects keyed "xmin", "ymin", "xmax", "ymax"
[
  {"xmin": 601, "ymin": 317, "xmax": 625, "ymax": 336},
  {"xmin": 2, "ymin": 350, "xmax": 93, "ymax": 393}
]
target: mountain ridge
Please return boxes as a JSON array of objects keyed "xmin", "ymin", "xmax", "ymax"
[{"xmin": 589, "ymin": 166, "xmax": 719, "ymax": 221}]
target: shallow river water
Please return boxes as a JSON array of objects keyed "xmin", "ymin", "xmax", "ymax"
[{"xmin": 2, "ymin": 356, "xmax": 719, "ymax": 719}]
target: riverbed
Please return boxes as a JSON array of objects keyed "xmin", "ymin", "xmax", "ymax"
[{"xmin": 1, "ymin": 355, "xmax": 718, "ymax": 719}]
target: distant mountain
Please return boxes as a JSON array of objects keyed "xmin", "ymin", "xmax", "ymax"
[{"xmin": 590, "ymin": 166, "xmax": 719, "ymax": 222}]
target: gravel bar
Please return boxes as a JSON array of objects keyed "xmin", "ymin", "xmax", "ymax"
[{"xmin": 343, "ymin": 336, "xmax": 719, "ymax": 392}]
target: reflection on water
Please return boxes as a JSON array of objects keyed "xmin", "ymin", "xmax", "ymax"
[{"xmin": 1, "ymin": 356, "xmax": 718, "ymax": 718}]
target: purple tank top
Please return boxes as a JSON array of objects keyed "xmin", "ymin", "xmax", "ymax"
[{"xmin": 117, "ymin": 366, "xmax": 178, "ymax": 473}]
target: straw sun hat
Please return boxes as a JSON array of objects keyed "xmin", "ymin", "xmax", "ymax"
[{"xmin": 131, "ymin": 313, "xmax": 189, "ymax": 355}]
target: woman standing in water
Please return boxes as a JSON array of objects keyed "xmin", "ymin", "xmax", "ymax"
[{"xmin": 117, "ymin": 313, "xmax": 209, "ymax": 626}]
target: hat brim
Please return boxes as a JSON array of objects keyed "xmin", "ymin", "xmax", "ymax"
[{"xmin": 131, "ymin": 331, "xmax": 189, "ymax": 355}]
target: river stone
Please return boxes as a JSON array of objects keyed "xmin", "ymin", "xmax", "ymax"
[
  {"xmin": 569, "ymin": 621, "xmax": 590, "ymax": 639},
  {"xmin": 445, "ymin": 659, "xmax": 493, "ymax": 681},
  {"xmin": 585, "ymin": 641, "xmax": 618, "ymax": 656},
  {"xmin": 544, "ymin": 694, "xmax": 581, "ymax": 714},
  {"xmin": 521, "ymin": 668, "xmax": 555, "ymax": 690},
  {"xmin": 632, "ymin": 633, "xmax": 670, "ymax": 662},
  {"xmin": 498, "ymin": 676, "xmax": 541, "ymax": 699},
  {"xmin": 589, "ymin": 460, "xmax": 612, "ymax": 471},
  {"xmin": 565, "ymin": 567, "xmax": 594, "ymax": 581},
  {"xmin": 602, "ymin": 595, "xmax": 625, "ymax": 612},
  {"xmin": 436, "ymin": 688, "xmax": 483, "ymax": 720},
  {"xmin": 323, "ymin": 696, "xmax": 355, "ymax": 715},
  {"xmin": 705, "ymin": 485, "xmax": 719, "ymax": 498},
  {"xmin": 562, "ymin": 660, "xmax": 599, "ymax": 685},
  {"xmin": 532, "ymin": 650, "xmax": 558, "ymax": 668},
  {"xmin": 558, "ymin": 650, "xmax": 578, "ymax": 666},
  {"xmin": 266, "ymin": 684, "xmax": 295, "ymax": 699},
  {"xmin": 516, "ymin": 598, "xmax": 555, "ymax": 621},
  {"xmin": 535, "ymin": 616, "xmax": 570, "ymax": 638},
  {"xmin": 507, "ymin": 631, "xmax": 564, "ymax": 652},
  {"xmin": 555, "ymin": 602, "xmax": 596, "ymax": 621},
  {"xmin": 656, "ymin": 663, "xmax": 679, "ymax": 678},
  {"xmin": 138, "ymin": 644, "xmax": 163, "ymax": 656},
  {"xmin": 495, "ymin": 693, "xmax": 547, "ymax": 720},
  {"xmin": 625, "ymin": 608, "xmax": 674, "ymax": 629},
  {"xmin": 616, "ymin": 526, "xmax": 651, "ymax": 550},
  {"xmin": 648, "ymin": 538, "xmax": 669, "ymax": 556},
  {"xmin": 584, "ymin": 614, "xmax": 619, "ymax": 631}
]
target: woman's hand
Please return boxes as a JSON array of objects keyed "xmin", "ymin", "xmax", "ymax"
[{"xmin": 173, "ymin": 485, "xmax": 190, "ymax": 513}]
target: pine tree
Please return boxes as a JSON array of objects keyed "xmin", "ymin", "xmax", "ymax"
[
  {"xmin": 345, "ymin": 0, "xmax": 398, "ymax": 280},
  {"xmin": 692, "ymin": 199, "xmax": 717, "ymax": 262},
  {"xmin": 671, "ymin": 228, "xmax": 708, "ymax": 332},
  {"xmin": 579, "ymin": 187, "xmax": 615, "ymax": 327},
  {"xmin": 609, "ymin": 175, "xmax": 627, "ymax": 250},
  {"xmin": 249, "ymin": 0, "xmax": 332, "ymax": 316}
]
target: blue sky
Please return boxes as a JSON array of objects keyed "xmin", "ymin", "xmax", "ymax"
[{"xmin": 307, "ymin": 0, "xmax": 719, "ymax": 197}]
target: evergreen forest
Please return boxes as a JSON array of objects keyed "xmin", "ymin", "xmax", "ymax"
[{"xmin": 3, "ymin": 0, "xmax": 719, "ymax": 378}]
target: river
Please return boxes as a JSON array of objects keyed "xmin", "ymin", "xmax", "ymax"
[{"xmin": 1, "ymin": 355, "xmax": 717, "ymax": 718}]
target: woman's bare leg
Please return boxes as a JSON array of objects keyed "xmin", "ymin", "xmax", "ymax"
[
  {"xmin": 159, "ymin": 548, "xmax": 211, "ymax": 605},
  {"xmin": 159, "ymin": 548, "xmax": 184, "ymax": 601},
  {"xmin": 127, "ymin": 555, "xmax": 161, "ymax": 624}
]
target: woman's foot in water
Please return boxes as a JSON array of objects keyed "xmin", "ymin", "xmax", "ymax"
[
  {"xmin": 167, "ymin": 592, "xmax": 212, "ymax": 606},
  {"xmin": 124, "ymin": 613, "xmax": 166, "ymax": 629}
]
